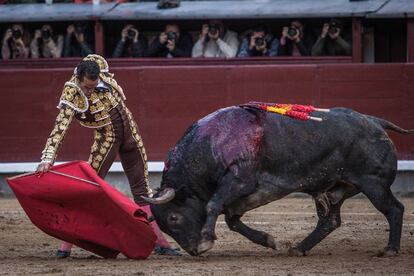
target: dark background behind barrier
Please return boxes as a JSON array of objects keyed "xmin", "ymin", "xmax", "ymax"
[{"xmin": 1, "ymin": 63, "xmax": 413, "ymax": 162}]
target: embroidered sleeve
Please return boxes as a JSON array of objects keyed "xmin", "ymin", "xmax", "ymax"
[{"xmin": 40, "ymin": 106, "xmax": 75, "ymax": 163}]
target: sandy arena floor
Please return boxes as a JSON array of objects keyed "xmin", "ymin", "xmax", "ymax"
[{"xmin": 1, "ymin": 197, "xmax": 414, "ymax": 275}]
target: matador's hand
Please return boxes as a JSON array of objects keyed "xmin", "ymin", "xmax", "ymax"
[{"xmin": 36, "ymin": 162, "xmax": 52, "ymax": 174}]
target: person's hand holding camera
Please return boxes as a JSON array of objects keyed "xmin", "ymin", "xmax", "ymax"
[
  {"xmin": 321, "ymin": 23, "xmax": 329, "ymax": 38},
  {"xmin": 287, "ymin": 28, "xmax": 300, "ymax": 43},
  {"xmin": 255, "ymin": 39, "xmax": 267, "ymax": 53},
  {"xmin": 159, "ymin": 32, "xmax": 168, "ymax": 44},
  {"xmin": 67, "ymin": 24, "xmax": 75, "ymax": 35},
  {"xmin": 74, "ymin": 32, "xmax": 84, "ymax": 43},
  {"xmin": 328, "ymin": 26, "xmax": 341, "ymax": 40},
  {"xmin": 166, "ymin": 38, "xmax": 176, "ymax": 51},
  {"xmin": 130, "ymin": 28, "xmax": 139, "ymax": 43},
  {"xmin": 281, "ymin": 27, "xmax": 289, "ymax": 39},
  {"xmin": 208, "ymin": 29, "xmax": 219, "ymax": 41},
  {"xmin": 249, "ymin": 34, "xmax": 267, "ymax": 53},
  {"xmin": 121, "ymin": 27, "xmax": 129, "ymax": 42},
  {"xmin": 34, "ymin": 29, "xmax": 42, "ymax": 40}
]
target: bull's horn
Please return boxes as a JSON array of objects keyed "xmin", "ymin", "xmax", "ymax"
[{"xmin": 141, "ymin": 188, "xmax": 175, "ymax": 204}]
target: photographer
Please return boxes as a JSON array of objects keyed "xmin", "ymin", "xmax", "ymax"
[
  {"xmin": 146, "ymin": 23, "xmax": 193, "ymax": 58},
  {"xmin": 1, "ymin": 24, "xmax": 29, "ymax": 59},
  {"xmin": 237, "ymin": 25, "xmax": 279, "ymax": 57},
  {"xmin": 192, "ymin": 20, "xmax": 239, "ymax": 58},
  {"xmin": 112, "ymin": 24, "xmax": 148, "ymax": 58},
  {"xmin": 62, "ymin": 23, "xmax": 94, "ymax": 57},
  {"xmin": 278, "ymin": 20, "xmax": 312, "ymax": 56},
  {"xmin": 312, "ymin": 20, "xmax": 351, "ymax": 56},
  {"xmin": 30, "ymin": 25, "xmax": 63, "ymax": 58}
]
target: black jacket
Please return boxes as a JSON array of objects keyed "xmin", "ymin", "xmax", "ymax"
[
  {"xmin": 146, "ymin": 32, "xmax": 193, "ymax": 58},
  {"xmin": 112, "ymin": 36, "xmax": 148, "ymax": 58}
]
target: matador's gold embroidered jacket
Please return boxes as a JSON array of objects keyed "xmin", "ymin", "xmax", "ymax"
[{"xmin": 40, "ymin": 72, "xmax": 127, "ymax": 163}]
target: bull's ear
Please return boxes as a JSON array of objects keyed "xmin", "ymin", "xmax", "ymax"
[{"xmin": 141, "ymin": 187, "xmax": 176, "ymax": 205}]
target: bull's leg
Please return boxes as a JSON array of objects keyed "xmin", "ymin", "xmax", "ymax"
[
  {"xmin": 198, "ymin": 166, "xmax": 256, "ymax": 254},
  {"xmin": 289, "ymin": 197, "xmax": 343, "ymax": 256},
  {"xmin": 358, "ymin": 179, "xmax": 404, "ymax": 256},
  {"xmin": 225, "ymin": 214, "xmax": 277, "ymax": 249},
  {"xmin": 290, "ymin": 185, "xmax": 358, "ymax": 256}
]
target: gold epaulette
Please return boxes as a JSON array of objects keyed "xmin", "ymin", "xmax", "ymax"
[
  {"xmin": 100, "ymin": 73, "xmax": 126, "ymax": 101},
  {"xmin": 57, "ymin": 80, "xmax": 89, "ymax": 113}
]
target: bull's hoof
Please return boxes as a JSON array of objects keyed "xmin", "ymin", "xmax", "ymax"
[
  {"xmin": 287, "ymin": 246, "xmax": 307, "ymax": 257},
  {"xmin": 266, "ymin": 235, "xmax": 277, "ymax": 250},
  {"xmin": 197, "ymin": 240, "xmax": 214, "ymax": 255},
  {"xmin": 376, "ymin": 248, "xmax": 399, "ymax": 258}
]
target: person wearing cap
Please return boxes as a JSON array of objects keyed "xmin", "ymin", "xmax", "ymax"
[{"xmin": 36, "ymin": 54, "xmax": 180, "ymax": 257}]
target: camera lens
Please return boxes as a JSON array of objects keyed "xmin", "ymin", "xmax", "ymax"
[
  {"xmin": 75, "ymin": 25, "xmax": 84, "ymax": 34},
  {"xmin": 127, "ymin": 29, "xmax": 135, "ymax": 39},
  {"xmin": 255, "ymin": 37, "xmax": 264, "ymax": 47},
  {"xmin": 42, "ymin": 30, "xmax": 51, "ymax": 40},
  {"xmin": 12, "ymin": 29, "xmax": 22, "ymax": 39},
  {"xmin": 287, "ymin": 27, "xmax": 297, "ymax": 37},
  {"xmin": 167, "ymin": 31, "xmax": 176, "ymax": 41},
  {"xmin": 208, "ymin": 24, "xmax": 218, "ymax": 35},
  {"xmin": 328, "ymin": 23, "xmax": 337, "ymax": 34}
]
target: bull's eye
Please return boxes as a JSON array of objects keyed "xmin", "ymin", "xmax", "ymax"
[{"xmin": 168, "ymin": 213, "xmax": 180, "ymax": 225}]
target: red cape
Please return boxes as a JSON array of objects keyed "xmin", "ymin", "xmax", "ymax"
[{"xmin": 7, "ymin": 161, "xmax": 156, "ymax": 259}]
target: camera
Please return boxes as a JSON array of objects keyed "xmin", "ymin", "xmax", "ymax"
[
  {"xmin": 328, "ymin": 22, "xmax": 338, "ymax": 34},
  {"xmin": 127, "ymin": 29, "xmax": 136, "ymax": 40},
  {"xmin": 75, "ymin": 24, "xmax": 85, "ymax": 35},
  {"xmin": 41, "ymin": 29, "xmax": 51, "ymax": 40},
  {"xmin": 287, "ymin": 27, "xmax": 298, "ymax": 37},
  {"xmin": 208, "ymin": 23, "xmax": 219, "ymax": 36},
  {"xmin": 12, "ymin": 29, "xmax": 22, "ymax": 39},
  {"xmin": 254, "ymin": 36, "xmax": 265, "ymax": 47},
  {"xmin": 166, "ymin": 31, "xmax": 177, "ymax": 41}
]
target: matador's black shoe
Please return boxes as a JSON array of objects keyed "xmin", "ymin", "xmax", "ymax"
[
  {"xmin": 56, "ymin": 250, "xmax": 71, "ymax": 258},
  {"xmin": 153, "ymin": 245, "xmax": 182, "ymax": 256}
]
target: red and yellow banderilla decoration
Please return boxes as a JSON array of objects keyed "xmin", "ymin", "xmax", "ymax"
[{"xmin": 242, "ymin": 102, "xmax": 330, "ymax": 122}]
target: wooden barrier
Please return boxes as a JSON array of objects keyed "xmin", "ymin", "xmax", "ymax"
[{"xmin": 0, "ymin": 62, "xmax": 413, "ymax": 162}]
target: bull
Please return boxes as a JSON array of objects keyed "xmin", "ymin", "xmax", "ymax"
[{"xmin": 143, "ymin": 105, "xmax": 413, "ymax": 256}]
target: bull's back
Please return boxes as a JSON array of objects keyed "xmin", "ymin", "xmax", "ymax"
[{"xmin": 259, "ymin": 107, "xmax": 397, "ymax": 185}]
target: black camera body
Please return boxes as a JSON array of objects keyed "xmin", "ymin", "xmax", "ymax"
[
  {"xmin": 254, "ymin": 36, "xmax": 265, "ymax": 47},
  {"xmin": 127, "ymin": 29, "xmax": 136, "ymax": 40},
  {"xmin": 75, "ymin": 24, "xmax": 85, "ymax": 35},
  {"xmin": 287, "ymin": 27, "xmax": 298, "ymax": 37},
  {"xmin": 208, "ymin": 24, "xmax": 219, "ymax": 36},
  {"xmin": 12, "ymin": 29, "xmax": 22, "ymax": 39},
  {"xmin": 166, "ymin": 31, "xmax": 177, "ymax": 41},
  {"xmin": 41, "ymin": 29, "xmax": 51, "ymax": 40},
  {"xmin": 328, "ymin": 23, "xmax": 338, "ymax": 34}
]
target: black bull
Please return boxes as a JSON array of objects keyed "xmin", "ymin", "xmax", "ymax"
[{"xmin": 145, "ymin": 106, "xmax": 413, "ymax": 256}]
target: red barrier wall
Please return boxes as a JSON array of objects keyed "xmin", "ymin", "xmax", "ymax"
[{"xmin": 0, "ymin": 63, "xmax": 413, "ymax": 162}]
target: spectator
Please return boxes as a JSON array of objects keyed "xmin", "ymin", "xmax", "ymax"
[
  {"xmin": 312, "ymin": 20, "xmax": 352, "ymax": 56},
  {"xmin": 1, "ymin": 24, "xmax": 30, "ymax": 59},
  {"xmin": 112, "ymin": 24, "xmax": 148, "ymax": 58},
  {"xmin": 30, "ymin": 24, "xmax": 64, "ymax": 58},
  {"xmin": 146, "ymin": 23, "xmax": 193, "ymax": 58},
  {"xmin": 192, "ymin": 20, "xmax": 239, "ymax": 58},
  {"xmin": 62, "ymin": 23, "xmax": 93, "ymax": 57},
  {"xmin": 278, "ymin": 20, "xmax": 312, "ymax": 56},
  {"xmin": 237, "ymin": 25, "xmax": 279, "ymax": 57}
]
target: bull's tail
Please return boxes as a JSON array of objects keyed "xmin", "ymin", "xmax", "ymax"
[{"xmin": 367, "ymin": 115, "xmax": 414, "ymax": 135}]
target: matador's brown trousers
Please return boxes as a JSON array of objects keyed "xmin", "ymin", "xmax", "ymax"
[{"xmin": 87, "ymin": 104, "xmax": 151, "ymax": 205}]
